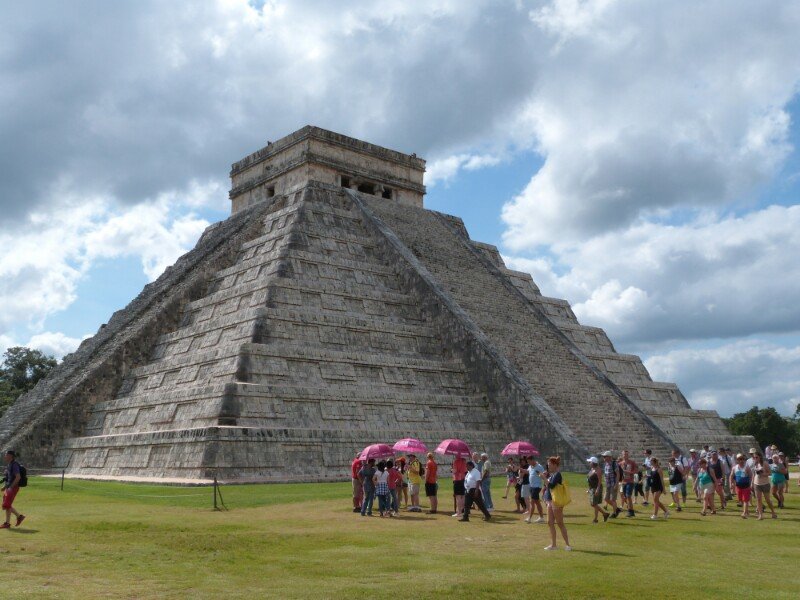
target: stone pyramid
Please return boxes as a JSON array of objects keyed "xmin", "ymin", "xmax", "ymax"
[{"xmin": 0, "ymin": 126, "xmax": 754, "ymax": 482}]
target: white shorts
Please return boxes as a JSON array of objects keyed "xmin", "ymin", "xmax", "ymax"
[
  {"xmin": 409, "ymin": 483, "xmax": 420, "ymax": 496},
  {"xmin": 520, "ymin": 484, "xmax": 531, "ymax": 498},
  {"xmin": 669, "ymin": 484, "xmax": 680, "ymax": 493},
  {"xmin": 701, "ymin": 483, "xmax": 715, "ymax": 495}
]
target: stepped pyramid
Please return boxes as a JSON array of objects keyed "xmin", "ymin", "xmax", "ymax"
[{"xmin": 0, "ymin": 126, "xmax": 754, "ymax": 482}]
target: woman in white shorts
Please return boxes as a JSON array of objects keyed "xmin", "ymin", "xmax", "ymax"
[{"xmin": 696, "ymin": 458, "xmax": 716, "ymax": 515}]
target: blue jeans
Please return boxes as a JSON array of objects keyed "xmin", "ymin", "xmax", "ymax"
[
  {"xmin": 361, "ymin": 489, "xmax": 375, "ymax": 515},
  {"xmin": 377, "ymin": 494, "xmax": 390, "ymax": 514},
  {"xmin": 481, "ymin": 478, "xmax": 493, "ymax": 510},
  {"xmin": 680, "ymin": 481, "xmax": 687, "ymax": 500},
  {"xmin": 390, "ymin": 489, "xmax": 399, "ymax": 512}
]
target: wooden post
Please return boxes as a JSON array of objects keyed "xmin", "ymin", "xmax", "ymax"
[
  {"xmin": 213, "ymin": 475, "xmax": 218, "ymax": 510},
  {"xmin": 61, "ymin": 469, "xmax": 65, "ymax": 491}
]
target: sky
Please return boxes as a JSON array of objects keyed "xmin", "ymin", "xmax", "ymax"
[{"xmin": 1, "ymin": 0, "xmax": 799, "ymax": 417}]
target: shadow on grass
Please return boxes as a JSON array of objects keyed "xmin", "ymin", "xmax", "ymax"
[
  {"xmin": 8, "ymin": 528, "xmax": 39, "ymax": 534},
  {"xmin": 572, "ymin": 549, "xmax": 634, "ymax": 557}
]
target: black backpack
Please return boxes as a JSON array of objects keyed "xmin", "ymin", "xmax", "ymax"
[
  {"xmin": 417, "ymin": 461, "xmax": 425, "ymax": 477},
  {"xmin": 18, "ymin": 463, "xmax": 28, "ymax": 487}
]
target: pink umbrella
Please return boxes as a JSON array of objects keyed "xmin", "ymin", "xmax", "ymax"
[
  {"xmin": 392, "ymin": 438, "xmax": 428, "ymax": 454},
  {"xmin": 435, "ymin": 438, "xmax": 472, "ymax": 458},
  {"xmin": 359, "ymin": 443, "xmax": 395, "ymax": 461},
  {"xmin": 501, "ymin": 441, "xmax": 540, "ymax": 456}
]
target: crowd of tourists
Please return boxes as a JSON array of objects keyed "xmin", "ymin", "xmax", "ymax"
[{"xmin": 350, "ymin": 443, "xmax": 795, "ymax": 551}]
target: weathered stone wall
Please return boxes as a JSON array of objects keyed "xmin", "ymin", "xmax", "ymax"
[{"xmin": 0, "ymin": 199, "xmax": 278, "ymax": 469}]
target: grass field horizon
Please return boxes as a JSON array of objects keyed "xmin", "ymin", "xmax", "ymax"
[{"xmin": 2, "ymin": 471, "xmax": 797, "ymax": 599}]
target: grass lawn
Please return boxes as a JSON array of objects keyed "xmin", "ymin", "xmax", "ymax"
[{"xmin": 2, "ymin": 471, "xmax": 798, "ymax": 599}]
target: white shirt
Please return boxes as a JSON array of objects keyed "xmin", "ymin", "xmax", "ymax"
[
  {"xmin": 465, "ymin": 467, "xmax": 482, "ymax": 490},
  {"xmin": 745, "ymin": 457, "xmax": 756, "ymax": 470}
]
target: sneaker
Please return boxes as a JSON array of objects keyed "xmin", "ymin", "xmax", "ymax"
[
  {"xmin": 15, "ymin": 515, "xmax": 25, "ymax": 527},
  {"xmin": 669, "ymin": 502, "xmax": 675, "ymax": 508},
  {"xmin": 564, "ymin": 546, "xmax": 572, "ymax": 551},
  {"xmin": 543, "ymin": 545, "xmax": 556, "ymax": 551},
  {"xmin": 0, "ymin": 523, "xmax": 9, "ymax": 529},
  {"xmin": 676, "ymin": 506, "xmax": 682, "ymax": 512},
  {"xmin": 534, "ymin": 517, "xmax": 545, "ymax": 524},
  {"xmin": 615, "ymin": 508, "xmax": 622, "ymax": 516},
  {"xmin": 451, "ymin": 513, "xmax": 461, "ymax": 518},
  {"xmin": 524, "ymin": 517, "xmax": 531, "ymax": 523},
  {"xmin": 650, "ymin": 515, "xmax": 658, "ymax": 520},
  {"xmin": 642, "ymin": 501, "xmax": 649, "ymax": 506},
  {"xmin": 609, "ymin": 512, "xmax": 618, "ymax": 519},
  {"xmin": 602, "ymin": 513, "xmax": 609, "ymax": 522},
  {"xmin": 626, "ymin": 510, "xmax": 635, "ymax": 518},
  {"xmin": 664, "ymin": 511, "xmax": 669, "ymax": 520}
]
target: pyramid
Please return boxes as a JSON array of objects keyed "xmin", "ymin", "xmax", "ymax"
[{"xmin": 0, "ymin": 126, "xmax": 754, "ymax": 482}]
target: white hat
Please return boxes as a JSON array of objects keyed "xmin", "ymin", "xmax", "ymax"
[
  {"xmin": 587, "ymin": 456, "xmax": 599, "ymax": 464},
  {"xmin": 600, "ymin": 450, "xmax": 613, "ymax": 457},
  {"xmin": 480, "ymin": 452, "xmax": 488, "ymax": 458}
]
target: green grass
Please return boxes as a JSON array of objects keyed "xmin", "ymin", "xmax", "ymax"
[{"xmin": 2, "ymin": 471, "xmax": 798, "ymax": 599}]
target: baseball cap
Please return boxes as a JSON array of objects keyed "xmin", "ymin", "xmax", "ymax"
[
  {"xmin": 689, "ymin": 448, "xmax": 697, "ymax": 453},
  {"xmin": 601, "ymin": 450, "xmax": 613, "ymax": 457},
  {"xmin": 587, "ymin": 456, "xmax": 598, "ymax": 464},
  {"xmin": 749, "ymin": 448, "xmax": 757, "ymax": 454}
]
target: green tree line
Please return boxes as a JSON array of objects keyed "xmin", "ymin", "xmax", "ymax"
[
  {"xmin": 0, "ymin": 346, "xmax": 58, "ymax": 417},
  {"xmin": 724, "ymin": 405, "xmax": 800, "ymax": 456}
]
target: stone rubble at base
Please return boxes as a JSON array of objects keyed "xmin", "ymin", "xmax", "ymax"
[{"xmin": 0, "ymin": 126, "xmax": 755, "ymax": 482}]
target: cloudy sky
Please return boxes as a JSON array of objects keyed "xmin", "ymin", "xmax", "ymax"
[{"xmin": 2, "ymin": 0, "xmax": 799, "ymax": 417}]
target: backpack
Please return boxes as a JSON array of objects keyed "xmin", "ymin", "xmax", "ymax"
[
  {"xmin": 418, "ymin": 461, "xmax": 425, "ymax": 477},
  {"xmin": 15, "ymin": 462, "xmax": 27, "ymax": 488}
]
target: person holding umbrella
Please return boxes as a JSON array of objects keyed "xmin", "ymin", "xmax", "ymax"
[{"xmin": 458, "ymin": 461, "xmax": 491, "ymax": 522}]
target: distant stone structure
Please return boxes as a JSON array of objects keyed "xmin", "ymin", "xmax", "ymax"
[{"xmin": 0, "ymin": 126, "xmax": 754, "ymax": 482}]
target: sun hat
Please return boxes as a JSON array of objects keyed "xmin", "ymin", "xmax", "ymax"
[
  {"xmin": 689, "ymin": 448, "xmax": 697, "ymax": 453},
  {"xmin": 601, "ymin": 450, "xmax": 613, "ymax": 457},
  {"xmin": 736, "ymin": 453, "xmax": 745, "ymax": 459},
  {"xmin": 749, "ymin": 448, "xmax": 757, "ymax": 454},
  {"xmin": 587, "ymin": 456, "xmax": 598, "ymax": 464},
  {"xmin": 481, "ymin": 452, "xmax": 488, "ymax": 458},
  {"xmin": 770, "ymin": 444, "xmax": 778, "ymax": 450}
]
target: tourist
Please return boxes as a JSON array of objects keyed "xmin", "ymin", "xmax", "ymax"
[
  {"xmin": 514, "ymin": 457, "xmax": 527, "ymax": 513},
  {"xmin": 765, "ymin": 444, "xmax": 776, "ymax": 464},
  {"xmin": 387, "ymin": 460, "xmax": 403, "ymax": 516},
  {"xmin": 718, "ymin": 448, "xmax": 733, "ymax": 501},
  {"xmin": 729, "ymin": 453, "xmax": 753, "ymax": 519},
  {"xmin": 778, "ymin": 452, "xmax": 790, "ymax": 494},
  {"xmin": 667, "ymin": 456, "xmax": 684, "ymax": 512},
  {"xmin": 696, "ymin": 458, "xmax": 716, "ymax": 516},
  {"xmin": 374, "ymin": 461, "xmax": 391, "ymax": 517},
  {"xmin": 648, "ymin": 458, "xmax": 669, "ymax": 520},
  {"xmin": 397, "ymin": 456, "xmax": 408, "ymax": 508},
  {"xmin": 407, "ymin": 453, "xmax": 423, "ymax": 512},
  {"xmin": 425, "ymin": 452, "xmax": 439, "ymax": 514},
  {"xmin": 519, "ymin": 456, "xmax": 532, "ymax": 521},
  {"xmin": 671, "ymin": 449, "xmax": 690, "ymax": 506},
  {"xmin": 634, "ymin": 465, "xmax": 645, "ymax": 505},
  {"xmin": 770, "ymin": 453, "xmax": 787, "ymax": 509},
  {"xmin": 745, "ymin": 448, "xmax": 757, "ymax": 470},
  {"xmin": 707, "ymin": 450, "xmax": 726, "ymax": 510},
  {"xmin": 586, "ymin": 457, "xmax": 609, "ymax": 523},
  {"xmin": 642, "ymin": 449, "xmax": 653, "ymax": 506},
  {"xmin": 601, "ymin": 451, "xmax": 621, "ymax": 518},
  {"xmin": 1, "ymin": 450, "xmax": 25, "ymax": 529},
  {"xmin": 459, "ymin": 461, "xmax": 491, "ymax": 522},
  {"xmin": 542, "ymin": 456, "xmax": 571, "ymax": 551},
  {"xmin": 359, "ymin": 458, "xmax": 377, "ymax": 517},
  {"xmin": 451, "ymin": 454, "xmax": 467, "ymax": 518},
  {"xmin": 700, "ymin": 445, "xmax": 710, "ymax": 459},
  {"xmin": 527, "ymin": 456, "xmax": 545, "ymax": 523},
  {"xmin": 503, "ymin": 457, "xmax": 517, "ymax": 499},
  {"xmin": 351, "ymin": 453, "xmax": 363, "ymax": 512},
  {"xmin": 689, "ymin": 449, "xmax": 701, "ymax": 502},
  {"xmin": 480, "ymin": 452, "xmax": 493, "ymax": 512},
  {"xmin": 751, "ymin": 452, "xmax": 777, "ymax": 520},
  {"xmin": 620, "ymin": 450, "xmax": 637, "ymax": 517}
]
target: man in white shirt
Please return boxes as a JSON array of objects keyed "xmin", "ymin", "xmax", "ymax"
[
  {"xmin": 745, "ymin": 448, "xmax": 757, "ymax": 470},
  {"xmin": 671, "ymin": 449, "xmax": 690, "ymax": 505},
  {"xmin": 458, "ymin": 461, "xmax": 491, "ymax": 522}
]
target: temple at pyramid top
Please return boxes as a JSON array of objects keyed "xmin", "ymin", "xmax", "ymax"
[{"xmin": 229, "ymin": 125, "xmax": 427, "ymax": 213}]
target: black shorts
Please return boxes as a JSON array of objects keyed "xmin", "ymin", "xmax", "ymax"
[
  {"xmin": 531, "ymin": 486, "xmax": 541, "ymax": 501},
  {"xmin": 425, "ymin": 482, "xmax": 438, "ymax": 497},
  {"xmin": 453, "ymin": 480, "xmax": 465, "ymax": 496}
]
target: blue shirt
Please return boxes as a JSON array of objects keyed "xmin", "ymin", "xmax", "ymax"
[
  {"xmin": 4, "ymin": 461, "xmax": 20, "ymax": 489},
  {"xmin": 528, "ymin": 463, "xmax": 545, "ymax": 488},
  {"xmin": 543, "ymin": 471, "xmax": 562, "ymax": 502}
]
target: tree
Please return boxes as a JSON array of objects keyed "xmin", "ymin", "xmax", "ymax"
[
  {"xmin": 724, "ymin": 406, "xmax": 799, "ymax": 456},
  {"xmin": 0, "ymin": 346, "xmax": 58, "ymax": 416}
]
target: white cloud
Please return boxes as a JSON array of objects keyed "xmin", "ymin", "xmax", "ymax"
[
  {"xmin": 645, "ymin": 340, "xmax": 800, "ymax": 417},
  {"xmin": 501, "ymin": 0, "xmax": 800, "ymax": 248},
  {"xmin": 506, "ymin": 204, "xmax": 800, "ymax": 346},
  {"xmin": 26, "ymin": 331, "xmax": 88, "ymax": 359},
  {"xmin": 425, "ymin": 153, "xmax": 501, "ymax": 186}
]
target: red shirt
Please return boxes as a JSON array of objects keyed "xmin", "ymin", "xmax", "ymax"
[
  {"xmin": 452, "ymin": 457, "xmax": 467, "ymax": 481},
  {"xmin": 425, "ymin": 459, "xmax": 438, "ymax": 484},
  {"xmin": 622, "ymin": 459, "xmax": 637, "ymax": 484},
  {"xmin": 388, "ymin": 468, "xmax": 403, "ymax": 490},
  {"xmin": 351, "ymin": 458, "xmax": 362, "ymax": 479}
]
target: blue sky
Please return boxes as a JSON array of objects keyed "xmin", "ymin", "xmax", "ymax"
[{"xmin": 2, "ymin": 1, "xmax": 799, "ymax": 417}]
